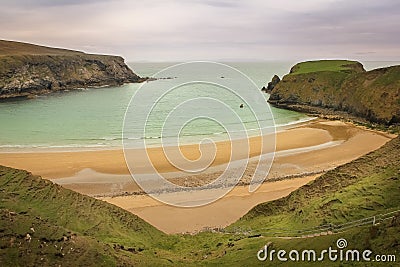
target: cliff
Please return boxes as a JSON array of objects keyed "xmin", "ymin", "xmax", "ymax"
[
  {"xmin": 0, "ymin": 40, "xmax": 142, "ymax": 99},
  {"xmin": 268, "ymin": 60, "xmax": 400, "ymax": 125}
]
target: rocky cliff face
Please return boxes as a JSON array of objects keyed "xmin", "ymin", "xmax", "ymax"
[
  {"xmin": 268, "ymin": 60, "xmax": 400, "ymax": 125},
  {"xmin": 0, "ymin": 40, "xmax": 142, "ymax": 99}
]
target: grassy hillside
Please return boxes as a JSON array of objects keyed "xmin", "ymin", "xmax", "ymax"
[
  {"xmin": 0, "ymin": 166, "xmax": 169, "ymax": 266},
  {"xmin": 1, "ymin": 136, "xmax": 400, "ymax": 266},
  {"xmin": 268, "ymin": 60, "xmax": 400, "ymax": 125}
]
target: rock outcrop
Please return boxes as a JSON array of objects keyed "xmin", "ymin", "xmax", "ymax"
[
  {"xmin": 267, "ymin": 60, "xmax": 400, "ymax": 125},
  {"xmin": 261, "ymin": 74, "xmax": 280, "ymax": 93},
  {"xmin": 0, "ymin": 40, "xmax": 143, "ymax": 99}
]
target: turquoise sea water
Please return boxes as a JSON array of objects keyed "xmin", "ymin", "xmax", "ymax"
[{"xmin": 0, "ymin": 61, "xmax": 395, "ymax": 150}]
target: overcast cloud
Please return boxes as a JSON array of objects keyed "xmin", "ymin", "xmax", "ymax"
[{"xmin": 1, "ymin": 0, "xmax": 399, "ymax": 61}]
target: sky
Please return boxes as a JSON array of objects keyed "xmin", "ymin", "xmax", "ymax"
[{"xmin": 1, "ymin": 0, "xmax": 399, "ymax": 61}]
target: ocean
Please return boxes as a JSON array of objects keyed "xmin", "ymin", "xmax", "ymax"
[{"xmin": 0, "ymin": 61, "xmax": 397, "ymax": 150}]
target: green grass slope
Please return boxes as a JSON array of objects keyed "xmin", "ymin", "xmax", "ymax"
[
  {"xmin": 0, "ymin": 166, "xmax": 170, "ymax": 266},
  {"xmin": 234, "ymin": 135, "xmax": 400, "ymax": 231}
]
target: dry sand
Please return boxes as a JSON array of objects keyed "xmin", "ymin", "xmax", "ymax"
[
  {"xmin": 104, "ymin": 175, "xmax": 320, "ymax": 234},
  {"xmin": 0, "ymin": 119, "xmax": 394, "ymax": 233}
]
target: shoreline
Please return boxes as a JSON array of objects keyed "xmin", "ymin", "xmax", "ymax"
[
  {"xmin": 0, "ymin": 119, "xmax": 332, "ymax": 178},
  {"xmin": 0, "ymin": 117, "xmax": 317, "ymax": 153}
]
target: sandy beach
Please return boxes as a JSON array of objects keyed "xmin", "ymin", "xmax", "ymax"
[
  {"xmin": 0, "ymin": 119, "xmax": 394, "ymax": 233},
  {"xmin": 0, "ymin": 122, "xmax": 331, "ymax": 179}
]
